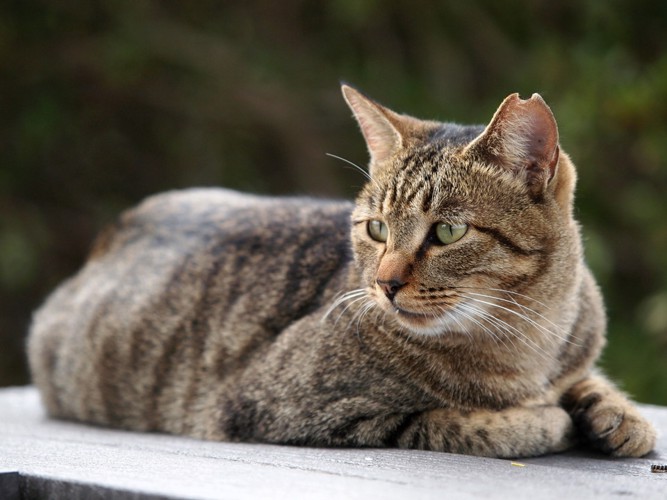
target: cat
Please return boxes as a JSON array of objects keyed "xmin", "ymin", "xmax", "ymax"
[{"xmin": 27, "ymin": 84, "xmax": 656, "ymax": 458}]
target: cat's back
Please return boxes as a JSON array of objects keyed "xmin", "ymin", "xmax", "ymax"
[
  {"xmin": 28, "ymin": 188, "xmax": 353, "ymax": 431},
  {"xmin": 91, "ymin": 187, "xmax": 349, "ymax": 256},
  {"xmin": 87, "ymin": 188, "xmax": 355, "ymax": 301}
]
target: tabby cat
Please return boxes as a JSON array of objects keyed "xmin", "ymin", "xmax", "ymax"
[{"xmin": 28, "ymin": 85, "xmax": 656, "ymax": 458}]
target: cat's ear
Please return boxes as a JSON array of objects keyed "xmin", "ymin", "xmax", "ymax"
[
  {"xmin": 341, "ymin": 85, "xmax": 423, "ymax": 172},
  {"xmin": 464, "ymin": 93, "xmax": 559, "ymax": 195}
]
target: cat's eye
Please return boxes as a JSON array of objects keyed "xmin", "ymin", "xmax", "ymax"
[
  {"xmin": 367, "ymin": 220, "xmax": 388, "ymax": 242},
  {"xmin": 435, "ymin": 223, "xmax": 468, "ymax": 245}
]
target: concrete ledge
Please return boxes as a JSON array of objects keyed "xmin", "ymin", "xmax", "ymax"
[{"xmin": 1, "ymin": 387, "xmax": 666, "ymax": 499}]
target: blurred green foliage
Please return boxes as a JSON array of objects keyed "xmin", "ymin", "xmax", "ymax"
[{"xmin": 1, "ymin": 0, "xmax": 666, "ymax": 403}]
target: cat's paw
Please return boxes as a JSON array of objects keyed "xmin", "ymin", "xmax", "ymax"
[
  {"xmin": 540, "ymin": 405, "xmax": 579, "ymax": 453},
  {"xmin": 569, "ymin": 391, "xmax": 656, "ymax": 457}
]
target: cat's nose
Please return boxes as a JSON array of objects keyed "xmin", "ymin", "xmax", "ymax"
[{"xmin": 376, "ymin": 278, "xmax": 406, "ymax": 302}]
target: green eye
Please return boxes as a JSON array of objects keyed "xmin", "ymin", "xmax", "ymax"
[
  {"xmin": 367, "ymin": 220, "xmax": 388, "ymax": 242},
  {"xmin": 435, "ymin": 223, "xmax": 468, "ymax": 245}
]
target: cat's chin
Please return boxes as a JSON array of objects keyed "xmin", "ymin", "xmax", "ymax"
[{"xmin": 389, "ymin": 307, "xmax": 462, "ymax": 337}]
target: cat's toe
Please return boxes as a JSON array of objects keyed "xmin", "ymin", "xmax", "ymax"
[
  {"xmin": 606, "ymin": 412, "xmax": 656, "ymax": 457},
  {"xmin": 573, "ymin": 396, "xmax": 656, "ymax": 457}
]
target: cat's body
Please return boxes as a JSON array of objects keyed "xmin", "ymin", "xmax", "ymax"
[{"xmin": 28, "ymin": 86, "xmax": 656, "ymax": 457}]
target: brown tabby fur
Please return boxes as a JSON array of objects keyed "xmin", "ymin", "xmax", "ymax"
[{"xmin": 27, "ymin": 85, "xmax": 656, "ymax": 458}]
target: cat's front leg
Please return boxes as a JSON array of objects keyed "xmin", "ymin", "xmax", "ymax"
[
  {"xmin": 562, "ymin": 375, "xmax": 656, "ymax": 457},
  {"xmin": 392, "ymin": 405, "xmax": 576, "ymax": 458}
]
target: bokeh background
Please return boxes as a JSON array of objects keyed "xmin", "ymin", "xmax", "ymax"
[{"xmin": 2, "ymin": 1, "xmax": 666, "ymax": 404}]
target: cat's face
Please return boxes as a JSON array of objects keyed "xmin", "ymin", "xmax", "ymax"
[{"xmin": 343, "ymin": 86, "xmax": 579, "ymax": 336}]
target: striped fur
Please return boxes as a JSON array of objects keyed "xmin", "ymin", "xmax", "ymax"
[{"xmin": 27, "ymin": 86, "xmax": 655, "ymax": 458}]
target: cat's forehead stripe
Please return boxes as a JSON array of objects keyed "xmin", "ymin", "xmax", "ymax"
[{"xmin": 381, "ymin": 148, "xmax": 449, "ymax": 215}]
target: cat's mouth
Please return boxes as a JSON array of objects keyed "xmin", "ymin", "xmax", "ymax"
[
  {"xmin": 392, "ymin": 307, "xmax": 437, "ymax": 320},
  {"xmin": 371, "ymin": 288, "xmax": 460, "ymax": 335},
  {"xmin": 389, "ymin": 305, "xmax": 451, "ymax": 333}
]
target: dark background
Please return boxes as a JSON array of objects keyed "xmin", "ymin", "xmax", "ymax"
[{"xmin": 2, "ymin": 1, "xmax": 666, "ymax": 404}]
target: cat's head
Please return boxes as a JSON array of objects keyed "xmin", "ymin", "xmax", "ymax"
[{"xmin": 342, "ymin": 84, "xmax": 580, "ymax": 337}]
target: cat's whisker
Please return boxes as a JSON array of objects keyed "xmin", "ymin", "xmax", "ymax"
[
  {"xmin": 451, "ymin": 295, "xmax": 538, "ymax": 352},
  {"xmin": 324, "ymin": 288, "xmax": 367, "ymax": 310},
  {"xmin": 451, "ymin": 303, "xmax": 509, "ymax": 352},
  {"xmin": 435, "ymin": 304, "xmax": 470, "ymax": 338},
  {"xmin": 458, "ymin": 286, "xmax": 583, "ymax": 347},
  {"xmin": 442, "ymin": 312, "xmax": 466, "ymax": 338},
  {"xmin": 456, "ymin": 302, "xmax": 517, "ymax": 352},
  {"xmin": 464, "ymin": 305, "xmax": 556, "ymax": 363},
  {"xmin": 460, "ymin": 301, "xmax": 556, "ymax": 363},
  {"xmin": 462, "ymin": 294, "xmax": 559, "ymax": 345},
  {"xmin": 356, "ymin": 300, "xmax": 376, "ymax": 332},
  {"xmin": 470, "ymin": 306, "xmax": 523, "ymax": 354},
  {"xmin": 325, "ymin": 153, "xmax": 380, "ymax": 189},
  {"xmin": 455, "ymin": 286, "xmax": 551, "ymax": 311},
  {"xmin": 462, "ymin": 291, "xmax": 576, "ymax": 344},
  {"xmin": 448, "ymin": 304, "xmax": 492, "ymax": 343},
  {"xmin": 503, "ymin": 293, "xmax": 583, "ymax": 345},
  {"xmin": 460, "ymin": 294, "xmax": 580, "ymax": 347},
  {"xmin": 322, "ymin": 289, "xmax": 368, "ymax": 323},
  {"xmin": 397, "ymin": 301, "xmax": 455, "ymax": 338},
  {"xmin": 334, "ymin": 296, "xmax": 371, "ymax": 330},
  {"xmin": 344, "ymin": 298, "xmax": 377, "ymax": 340}
]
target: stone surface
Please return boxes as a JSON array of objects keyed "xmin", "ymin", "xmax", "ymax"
[{"xmin": 1, "ymin": 386, "xmax": 666, "ymax": 499}]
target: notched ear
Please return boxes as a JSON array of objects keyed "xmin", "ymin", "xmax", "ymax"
[
  {"xmin": 464, "ymin": 93, "xmax": 560, "ymax": 196},
  {"xmin": 341, "ymin": 84, "xmax": 430, "ymax": 176}
]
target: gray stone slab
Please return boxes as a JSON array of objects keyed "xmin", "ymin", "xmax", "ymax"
[{"xmin": 1, "ymin": 386, "xmax": 666, "ymax": 499}]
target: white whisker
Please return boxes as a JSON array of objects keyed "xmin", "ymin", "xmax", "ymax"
[
  {"xmin": 336, "ymin": 296, "xmax": 369, "ymax": 328},
  {"xmin": 356, "ymin": 300, "xmax": 376, "ymax": 331},
  {"xmin": 460, "ymin": 301, "xmax": 556, "ymax": 362},
  {"xmin": 343, "ymin": 298, "xmax": 377, "ymax": 341},
  {"xmin": 462, "ymin": 291, "xmax": 575, "ymax": 344},
  {"xmin": 439, "ymin": 304, "xmax": 472, "ymax": 340},
  {"xmin": 461, "ymin": 294, "xmax": 578, "ymax": 347},
  {"xmin": 456, "ymin": 286, "xmax": 551, "ymax": 310},
  {"xmin": 326, "ymin": 153, "xmax": 380, "ymax": 189},
  {"xmin": 453, "ymin": 303, "xmax": 507, "ymax": 350},
  {"xmin": 322, "ymin": 289, "xmax": 368, "ymax": 323}
]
